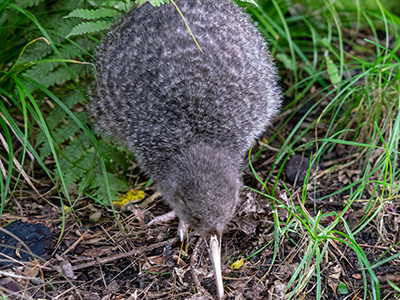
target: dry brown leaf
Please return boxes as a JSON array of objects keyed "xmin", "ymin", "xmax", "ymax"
[{"xmin": 327, "ymin": 264, "xmax": 341, "ymax": 294}]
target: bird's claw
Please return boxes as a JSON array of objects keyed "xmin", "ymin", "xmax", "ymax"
[
  {"xmin": 148, "ymin": 211, "xmax": 189, "ymax": 241},
  {"xmin": 178, "ymin": 219, "xmax": 189, "ymax": 242}
]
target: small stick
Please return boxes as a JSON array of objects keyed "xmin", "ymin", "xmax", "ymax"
[
  {"xmin": 62, "ymin": 231, "xmax": 88, "ymax": 256},
  {"xmin": 190, "ymin": 238, "xmax": 214, "ymax": 299},
  {"xmin": 72, "ymin": 232, "xmax": 200, "ymax": 271}
]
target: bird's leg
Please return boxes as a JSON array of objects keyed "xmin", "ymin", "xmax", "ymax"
[
  {"xmin": 148, "ymin": 211, "xmax": 189, "ymax": 241},
  {"xmin": 147, "ymin": 210, "xmax": 177, "ymax": 225}
]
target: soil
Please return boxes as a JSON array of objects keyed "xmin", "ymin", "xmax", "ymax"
[{"xmin": 2, "ymin": 107, "xmax": 399, "ymax": 300}]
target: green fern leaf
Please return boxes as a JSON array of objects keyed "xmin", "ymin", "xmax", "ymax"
[
  {"xmin": 40, "ymin": 67, "xmax": 72, "ymax": 87},
  {"xmin": 24, "ymin": 59, "xmax": 58, "ymax": 79},
  {"xmin": 28, "ymin": 64, "xmax": 86, "ymax": 91},
  {"xmin": 24, "ymin": 44, "xmax": 91, "ymax": 81},
  {"xmin": 55, "ymin": 135, "xmax": 94, "ymax": 187},
  {"xmin": 53, "ymin": 0, "xmax": 84, "ymax": 11},
  {"xmin": 63, "ymin": 133, "xmax": 91, "ymax": 162},
  {"xmin": 19, "ymin": 40, "xmax": 53, "ymax": 64},
  {"xmin": 55, "ymin": 143, "xmax": 96, "ymax": 186},
  {"xmin": 56, "ymin": 18, "xmax": 82, "ymax": 38},
  {"xmin": 55, "ymin": 134, "xmax": 90, "ymax": 172},
  {"xmin": 64, "ymin": 8, "xmax": 122, "ymax": 20},
  {"xmin": 36, "ymin": 92, "xmax": 84, "ymax": 148},
  {"xmin": 89, "ymin": 172, "xmax": 128, "ymax": 205},
  {"xmin": 59, "ymin": 152, "xmax": 96, "ymax": 187},
  {"xmin": 107, "ymin": 1, "xmax": 135, "ymax": 11},
  {"xmin": 39, "ymin": 111, "xmax": 88, "ymax": 159},
  {"xmin": 14, "ymin": 0, "xmax": 45, "ymax": 8},
  {"xmin": 65, "ymin": 20, "xmax": 112, "ymax": 38},
  {"xmin": 136, "ymin": 0, "xmax": 169, "ymax": 6},
  {"xmin": 18, "ymin": 26, "xmax": 68, "ymax": 64},
  {"xmin": 54, "ymin": 112, "xmax": 88, "ymax": 144},
  {"xmin": 47, "ymin": 92, "xmax": 85, "ymax": 130},
  {"xmin": 99, "ymin": 140, "xmax": 130, "ymax": 169},
  {"xmin": 151, "ymin": 0, "xmax": 169, "ymax": 6},
  {"xmin": 62, "ymin": 164, "xmax": 86, "ymax": 187}
]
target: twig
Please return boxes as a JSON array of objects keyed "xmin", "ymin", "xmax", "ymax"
[
  {"xmin": 62, "ymin": 231, "xmax": 88, "ymax": 256},
  {"xmin": 190, "ymin": 238, "xmax": 214, "ymax": 299},
  {"xmin": 72, "ymin": 232, "xmax": 199, "ymax": 271}
]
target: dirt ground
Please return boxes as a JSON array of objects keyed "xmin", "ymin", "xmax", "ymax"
[{"xmin": 2, "ymin": 102, "xmax": 399, "ymax": 300}]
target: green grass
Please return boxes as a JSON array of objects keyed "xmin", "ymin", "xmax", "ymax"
[
  {"xmin": 242, "ymin": 0, "xmax": 400, "ymax": 298},
  {"xmin": 0, "ymin": 0, "xmax": 399, "ymax": 299}
]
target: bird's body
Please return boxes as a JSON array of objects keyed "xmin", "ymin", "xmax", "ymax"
[{"xmin": 90, "ymin": 0, "xmax": 281, "ymax": 298}]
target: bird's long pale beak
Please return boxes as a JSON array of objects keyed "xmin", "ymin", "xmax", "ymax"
[{"xmin": 206, "ymin": 234, "xmax": 224, "ymax": 299}]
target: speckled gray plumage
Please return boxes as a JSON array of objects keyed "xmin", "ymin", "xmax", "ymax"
[{"xmin": 90, "ymin": 0, "xmax": 281, "ymax": 234}]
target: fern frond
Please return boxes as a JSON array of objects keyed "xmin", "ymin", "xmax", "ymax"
[
  {"xmin": 64, "ymin": 8, "xmax": 121, "ymax": 20},
  {"xmin": 18, "ymin": 27, "xmax": 66, "ymax": 64},
  {"xmin": 14, "ymin": 0, "xmax": 45, "ymax": 8},
  {"xmin": 89, "ymin": 171, "xmax": 128, "ymax": 205},
  {"xmin": 19, "ymin": 39, "xmax": 53, "ymax": 63},
  {"xmin": 53, "ymin": 18, "xmax": 81, "ymax": 38},
  {"xmin": 63, "ymin": 164, "xmax": 86, "ymax": 187},
  {"xmin": 54, "ymin": 0, "xmax": 91, "ymax": 10},
  {"xmin": 39, "ymin": 111, "xmax": 88, "ymax": 159},
  {"xmin": 54, "ymin": 112, "xmax": 87, "ymax": 142},
  {"xmin": 55, "ymin": 134, "xmax": 90, "ymax": 171},
  {"xmin": 151, "ymin": 0, "xmax": 170, "ymax": 6},
  {"xmin": 99, "ymin": 140, "xmax": 130, "ymax": 169},
  {"xmin": 63, "ymin": 133, "xmax": 91, "ymax": 161},
  {"xmin": 36, "ymin": 92, "xmax": 84, "ymax": 147},
  {"xmin": 23, "ymin": 44, "xmax": 90, "ymax": 81},
  {"xmin": 55, "ymin": 134, "xmax": 94, "ymax": 187},
  {"xmin": 136, "ymin": 0, "xmax": 170, "ymax": 7},
  {"xmin": 25, "ymin": 64, "xmax": 87, "ymax": 91},
  {"xmin": 24, "ymin": 59, "xmax": 58, "ymax": 79},
  {"xmin": 65, "ymin": 20, "xmax": 111, "ymax": 38},
  {"xmin": 63, "ymin": 150, "xmax": 96, "ymax": 187}
]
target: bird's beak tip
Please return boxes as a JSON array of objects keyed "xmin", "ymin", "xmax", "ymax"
[{"xmin": 207, "ymin": 234, "xmax": 224, "ymax": 300}]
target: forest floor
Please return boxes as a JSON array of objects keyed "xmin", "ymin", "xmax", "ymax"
[{"xmin": 3, "ymin": 102, "xmax": 399, "ymax": 300}]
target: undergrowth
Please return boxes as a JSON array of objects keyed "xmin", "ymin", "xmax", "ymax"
[
  {"xmin": 243, "ymin": 0, "xmax": 400, "ymax": 298},
  {"xmin": 0, "ymin": 0, "xmax": 399, "ymax": 299}
]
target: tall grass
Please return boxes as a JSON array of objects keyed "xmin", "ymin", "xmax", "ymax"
[{"xmin": 242, "ymin": 0, "xmax": 400, "ymax": 298}]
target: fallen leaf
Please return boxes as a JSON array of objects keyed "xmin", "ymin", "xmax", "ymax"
[
  {"xmin": 231, "ymin": 258, "xmax": 244, "ymax": 270},
  {"xmin": 328, "ymin": 264, "xmax": 341, "ymax": 294},
  {"xmin": 115, "ymin": 190, "xmax": 145, "ymax": 207},
  {"xmin": 55, "ymin": 254, "xmax": 76, "ymax": 279},
  {"xmin": 89, "ymin": 209, "xmax": 101, "ymax": 221}
]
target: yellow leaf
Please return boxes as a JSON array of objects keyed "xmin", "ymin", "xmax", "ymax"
[
  {"xmin": 114, "ymin": 190, "xmax": 146, "ymax": 207},
  {"xmin": 231, "ymin": 258, "xmax": 244, "ymax": 270}
]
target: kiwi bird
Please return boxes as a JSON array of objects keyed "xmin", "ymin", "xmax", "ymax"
[{"xmin": 90, "ymin": 0, "xmax": 281, "ymax": 298}]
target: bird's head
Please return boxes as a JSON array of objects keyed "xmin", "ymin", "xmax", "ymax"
[
  {"xmin": 157, "ymin": 144, "xmax": 242, "ymax": 299},
  {"xmin": 159, "ymin": 144, "xmax": 241, "ymax": 233}
]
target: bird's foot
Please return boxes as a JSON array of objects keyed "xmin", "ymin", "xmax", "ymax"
[
  {"xmin": 148, "ymin": 211, "xmax": 189, "ymax": 241},
  {"xmin": 147, "ymin": 210, "xmax": 177, "ymax": 225},
  {"xmin": 177, "ymin": 219, "xmax": 189, "ymax": 242}
]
